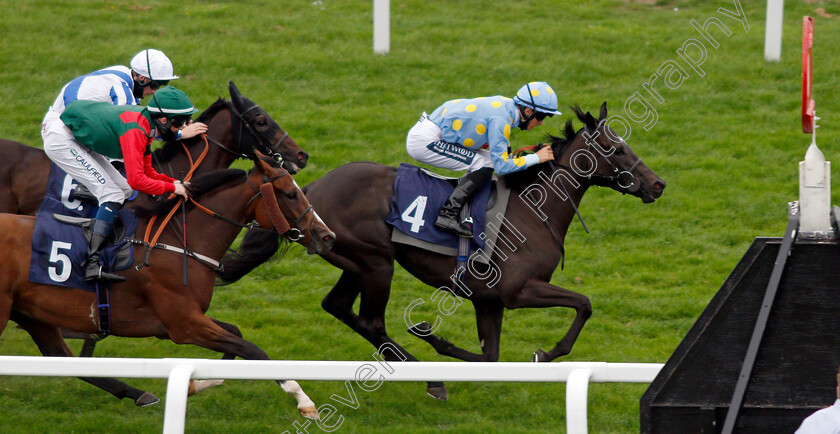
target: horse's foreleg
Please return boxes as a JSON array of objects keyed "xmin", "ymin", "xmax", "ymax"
[
  {"xmin": 180, "ymin": 317, "xmax": 245, "ymax": 396},
  {"xmin": 164, "ymin": 313, "xmax": 317, "ymax": 419},
  {"xmin": 507, "ymin": 279, "xmax": 592, "ymax": 362},
  {"xmin": 320, "ymin": 271, "xmax": 362, "ymax": 327},
  {"xmin": 407, "ymin": 301, "xmax": 504, "ymax": 363},
  {"xmin": 11, "ymin": 312, "xmax": 159, "ymax": 406}
]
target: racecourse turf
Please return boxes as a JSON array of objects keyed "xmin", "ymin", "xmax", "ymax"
[{"xmin": 1, "ymin": 1, "xmax": 839, "ymax": 433}]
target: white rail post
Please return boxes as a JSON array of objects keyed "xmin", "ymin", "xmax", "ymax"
[
  {"xmin": 566, "ymin": 368, "xmax": 593, "ymax": 434},
  {"xmin": 163, "ymin": 364, "xmax": 195, "ymax": 434},
  {"xmin": 373, "ymin": 0, "xmax": 390, "ymax": 54},
  {"xmin": 764, "ymin": 0, "xmax": 784, "ymax": 62}
]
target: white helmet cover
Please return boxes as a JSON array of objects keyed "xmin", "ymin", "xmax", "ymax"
[{"xmin": 130, "ymin": 49, "xmax": 179, "ymax": 81}]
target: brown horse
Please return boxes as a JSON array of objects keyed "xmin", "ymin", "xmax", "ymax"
[
  {"xmin": 0, "ymin": 154, "xmax": 335, "ymax": 417},
  {"xmin": 1, "ymin": 81, "xmax": 312, "ymax": 405},
  {"xmin": 221, "ymin": 103, "xmax": 666, "ymax": 400},
  {"xmin": 0, "ymin": 81, "xmax": 309, "ymax": 216}
]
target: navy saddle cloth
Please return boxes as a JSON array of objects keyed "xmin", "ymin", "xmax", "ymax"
[
  {"xmin": 29, "ymin": 163, "xmax": 137, "ymax": 292},
  {"xmin": 386, "ymin": 163, "xmax": 491, "ymax": 251}
]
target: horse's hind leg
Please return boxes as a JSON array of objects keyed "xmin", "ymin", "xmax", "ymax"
[
  {"xmin": 11, "ymin": 312, "xmax": 159, "ymax": 406},
  {"xmin": 324, "ymin": 269, "xmax": 449, "ymax": 399},
  {"xmin": 507, "ymin": 279, "xmax": 593, "ymax": 362},
  {"xmin": 409, "ymin": 300, "xmax": 504, "ymax": 362}
]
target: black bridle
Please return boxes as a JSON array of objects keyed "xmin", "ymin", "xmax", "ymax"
[
  {"xmin": 229, "ymin": 102, "xmax": 289, "ymax": 164},
  {"xmin": 579, "ymin": 119, "xmax": 641, "ymax": 192},
  {"xmin": 541, "ymin": 119, "xmax": 644, "ymax": 238}
]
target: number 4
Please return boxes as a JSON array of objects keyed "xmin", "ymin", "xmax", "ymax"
[
  {"xmin": 401, "ymin": 195, "xmax": 427, "ymax": 233},
  {"xmin": 48, "ymin": 241, "xmax": 73, "ymax": 282}
]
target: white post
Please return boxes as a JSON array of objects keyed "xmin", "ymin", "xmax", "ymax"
[
  {"xmin": 163, "ymin": 365, "xmax": 195, "ymax": 434},
  {"xmin": 566, "ymin": 368, "xmax": 593, "ymax": 434},
  {"xmin": 373, "ymin": 0, "xmax": 390, "ymax": 54},
  {"xmin": 799, "ymin": 122, "xmax": 831, "ymax": 235},
  {"xmin": 764, "ymin": 0, "xmax": 784, "ymax": 62}
]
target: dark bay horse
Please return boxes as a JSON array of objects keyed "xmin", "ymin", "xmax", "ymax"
[
  {"xmin": 0, "ymin": 81, "xmax": 309, "ymax": 216},
  {"xmin": 0, "ymin": 154, "xmax": 335, "ymax": 417},
  {"xmin": 222, "ymin": 103, "xmax": 665, "ymax": 400}
]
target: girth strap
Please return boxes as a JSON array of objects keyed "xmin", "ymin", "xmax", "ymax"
[{"xmin": 95, "ymin": 282, "xmax": 111, "ymax": 337}]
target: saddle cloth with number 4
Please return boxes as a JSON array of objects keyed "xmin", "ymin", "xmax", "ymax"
[
  {"xmin": 28, "ymin": 163, "xmax": 137, "ymax": 292},
  {"xmin": 386, "ymin": 163, "xmax": 491, "ymax": 252}
]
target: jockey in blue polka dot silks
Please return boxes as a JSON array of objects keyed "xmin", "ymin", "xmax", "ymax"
[{"xmin": 406, "ymin": 81, "xmax": 560, "ymax": 237}]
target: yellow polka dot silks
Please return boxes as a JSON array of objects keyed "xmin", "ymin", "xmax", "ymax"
[{"xmin": 427, "ymin": 95, "xmax": 541, "ymax": 175}]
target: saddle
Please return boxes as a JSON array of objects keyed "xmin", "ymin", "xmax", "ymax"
[
  {"xmin": 387, "ymin": 163, "xmax": 512, "ymax": 265},
  {"xmin": 28, "ymin": 163, "xmax": 137, "ymax": 293},
  {"xmin": 52, "ymin": 214, "xmax": 134, "ymax": 271}
]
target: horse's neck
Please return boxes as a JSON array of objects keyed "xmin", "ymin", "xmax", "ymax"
[
  {"xmin": 151, "ymin": 179, "xmax": 255, "ymax": 262},
  {"xmin": 194, "ymin": 110, "xmax": 239, "ymax": 172},
  {"xmin": 524, "ymin": 147, "xmax": 592, "ymax": 244}
]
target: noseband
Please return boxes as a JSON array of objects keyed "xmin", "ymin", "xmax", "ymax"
[{"xmin": 245, "ymin": 168, "xmax": 313, "ymax": 242}]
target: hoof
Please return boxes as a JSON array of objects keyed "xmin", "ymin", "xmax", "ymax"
[
  {"xmin": 426, "ymin": 385, "xmax": 448, "ymax": 401},
  {"xmin": 408, "ymin": 321, "xmax": 433, "ymax": 337},
  {"xmin": 188, "ymin": 379, "xmax": 224, "ymax": 396},
  {"xmin": 299, "ymin": 406, "xmax": 319, "ymax": 420},
  {"xmin": 532, "ymin": 349, "xmax": 549, "ymax": 362},
  {"xmin": 135, "ymin": 391, "xmax": 160, "ymax": 407}
]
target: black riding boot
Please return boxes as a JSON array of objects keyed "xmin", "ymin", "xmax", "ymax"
[
  {"xmin": 435, "ymin": 167, "xmax": 493, "ymax": 238},
  {"xmin": 84, "ymin": 226, "xmax": 126, "ymax": 283}
]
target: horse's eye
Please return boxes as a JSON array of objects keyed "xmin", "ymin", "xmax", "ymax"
[
  {"xmin": 614, "ymin": 146, "xmax": 625, "ymax": 155},
  {"xmin": 285, "ymin": 191, "xmax": 297, "ymax": 200}
]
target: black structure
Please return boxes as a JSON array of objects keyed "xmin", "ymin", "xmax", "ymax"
[{"xmin": 641, "ymin": 236, "xmax": 840, "ymax": 433}]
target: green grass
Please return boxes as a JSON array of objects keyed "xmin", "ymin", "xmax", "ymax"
[{"xmin": 2, "ymin": 0, "xmax": 840, "ymax": 432}]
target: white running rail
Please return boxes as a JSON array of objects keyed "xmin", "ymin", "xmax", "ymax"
[{"xmin": 0, "ymin": 356, "xmax": 662, "ymax": 434}]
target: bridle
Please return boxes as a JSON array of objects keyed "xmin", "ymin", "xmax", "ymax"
[
  {"xmin": 136, "ymin": 165, "xmax": 313, "ymax": 272},
  {"xmin": 243, "ymin": 167, "xmax": 314, "ymax": 242},
  {"xmin": 229, "ymin": 101, "xmax": 288, "ymax": 163},
  {"xmin": 538, "ymin": 118, "xmax": 644, "ymax": 252},
  {"xmin": 583, "ymin": 119, "xmax": 641, "ymax": 192}
]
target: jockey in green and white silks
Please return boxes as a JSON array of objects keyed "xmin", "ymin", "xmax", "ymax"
[
  {"xmin": 44, "ymin": 86, "xmax": 199, "ymax": 283},
  {"xmin": 406, "ymin": 81, "xmax": 560, "ymax": 237}
]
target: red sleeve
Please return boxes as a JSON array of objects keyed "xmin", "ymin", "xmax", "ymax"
[
  {"xmin": 119, "ymin": 129, "xmax": 175, "ymax": 195},
  {"xmin": 143, "ymin": 153, "xmax": 176, "ymax": 182}
]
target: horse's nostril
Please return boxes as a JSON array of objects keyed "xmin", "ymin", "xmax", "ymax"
[
  {"xmin": 298, "ymin": 152, "xmax": 309, "ymax": 163},
  {"xmin": 653, "ymin": 181, "xmax": 665, "ymax": 191}
]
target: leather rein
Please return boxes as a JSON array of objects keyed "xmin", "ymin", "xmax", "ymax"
[{"xmin": 135, "ymin": 139, "xmax": 310, "ymax": 272}]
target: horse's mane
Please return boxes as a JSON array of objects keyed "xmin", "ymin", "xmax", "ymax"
[
  {"xmin": 152, "ymin": 98, "xmax": 230, "ymax": 164},
  {"xmin": 134, "ymin": 168, "xmax": 246, "ymax": 218},
  {"xmin": 502, "ymin": 117, "xmax": 579, "ymax": 191}
]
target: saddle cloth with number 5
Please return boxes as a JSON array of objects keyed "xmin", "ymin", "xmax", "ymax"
[
  {"xmin": 28, "ymin": 163, "xmax": 137, "ymax": 292},
  {"xmin": 386, "ymin": 163, "xmax": 491, "ymax": 252}
]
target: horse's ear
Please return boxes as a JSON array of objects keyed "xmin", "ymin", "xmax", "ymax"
[
  {"xmin": 599, "ymin": 102, "xmax": 608, "ymax": 121},
  {"xmin": 584, "ymin": 112, "xmax": 597, "ymax": 131},
  {"xmin": 253, "ymin": 149, "xmax": 270, "ymax": 173},
  {"xmin": 229, "ymin": 81, "xmax": 246, "ymax": 111}
]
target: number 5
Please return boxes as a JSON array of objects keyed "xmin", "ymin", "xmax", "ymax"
[{"xmin": 48, "ymin": 241, "xmax": 73, "ymax": 282}]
